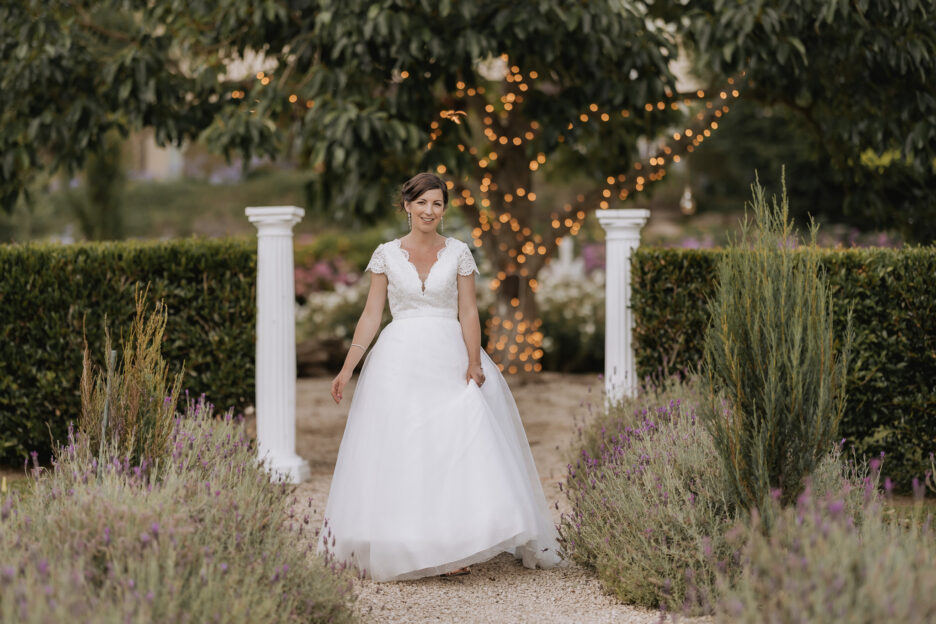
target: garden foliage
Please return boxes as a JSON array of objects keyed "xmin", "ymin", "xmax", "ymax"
[
  {"xmin": 559, "ymin": 375, "xmax": 873, "ymax": 614},
  {"xmin": 700, "ymin": 177, "xmax": 853, "ymax": 518},
  {"xmin": 0, "ymin": 399, "xmax": 357, "ymax": 623},
  {"xmin": 0, "ymin": 239, "xmax": 256, "ymax": 466},
  {"xmin": 558, "ymin": 377, "xmax": 736, "ymax": 614},
  {"xmin": 632, "ymin": 245, "xmax": 936, "ymax": 490},
  {"xmin": 712, "ymin": 476, "xmax": 936, "ymax": 623},
  {"xmin": 79, "ymin": 288, "xmax": 183, "ymax": 470}
]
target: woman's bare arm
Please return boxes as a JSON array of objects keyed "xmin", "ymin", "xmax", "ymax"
[
  {"xmin": 339, "ymin": 272, "xmax": 388, "ymax": 374},
  {"xmin": 331, "ymin": 271, "xmax": 388, "ymax": 403},
  {"xmin": 457, "ymin": 272, "xmax": 483, "ymax": 368}
]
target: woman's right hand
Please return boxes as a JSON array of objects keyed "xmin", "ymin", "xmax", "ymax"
[{"xmin": 331, "ymin": 369, "xmax": 352, "ymax": 404}]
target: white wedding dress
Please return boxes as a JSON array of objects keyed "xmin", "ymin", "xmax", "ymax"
[{"xmin": 316, "ymin": 236, "xmax": 563, "ymax": 581}]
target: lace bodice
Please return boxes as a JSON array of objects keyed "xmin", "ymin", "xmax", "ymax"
[{"xmin": 365, "ymin": 237, "xmax": 479, "ymax": 320}]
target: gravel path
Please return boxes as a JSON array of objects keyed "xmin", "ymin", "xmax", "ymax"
[{"xmin": 254, "ymin": 372, "xmax": 707, "ymax": 624}]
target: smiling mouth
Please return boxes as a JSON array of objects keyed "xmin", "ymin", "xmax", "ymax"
[{"xmin": 420, "ymin": 217, "xmax": 434, "ymax": 223}]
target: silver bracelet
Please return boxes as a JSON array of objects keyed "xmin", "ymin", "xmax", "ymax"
[{"xmin": 350, "ymin": 343, "xmax": 366, "ymax": 352}]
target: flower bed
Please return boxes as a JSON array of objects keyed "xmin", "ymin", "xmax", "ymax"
[
  {"xmin": 0, "ymin": 397, "xmax": 356, "ymax": 623},
  {"xmin": 559, "ymin": 375, "xmax": 887, "ymax": 616}
]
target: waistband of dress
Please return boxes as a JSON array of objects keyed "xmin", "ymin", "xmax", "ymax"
[{"xmin": 391, "ymin": 309, "xmax": 458, "ymax": 321}]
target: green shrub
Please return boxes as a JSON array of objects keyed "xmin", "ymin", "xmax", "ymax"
[
  {"xmin": 0, "ymin": 239, "xmax": 256, "ymax": 466},
  {"xmin": 632, "ymin": 246, "xmax": 936, "ymax": 490},
  {"xmin": 700, "ymin": 177, "xmax": 853, "ymax": 520},
  {"xmin": 0, "ymin": 401, "xmax": 357, "ymax": 623}
]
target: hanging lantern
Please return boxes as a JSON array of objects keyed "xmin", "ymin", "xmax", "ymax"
[{"xmin": 679, "ymin": 185, "xmax": 696, "ymax": 215}]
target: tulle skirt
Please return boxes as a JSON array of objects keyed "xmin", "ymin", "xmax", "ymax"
[{"xmin": 316, "ymin": 314, "xmax": 563, "ymax": 581}]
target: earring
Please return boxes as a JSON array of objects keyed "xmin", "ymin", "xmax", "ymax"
[
  {"xmin": 441, "ymin": 212, "xmax": 444, "ymax": 233},
  {"xmin": 407, "ymin": 210, "xmax": 411, "ymax": 229}
]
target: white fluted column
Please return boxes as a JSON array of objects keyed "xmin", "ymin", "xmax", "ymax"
[
  {"xmin": 246, "ymin": 206, "xmax": 310, "ymax": 484},
  {"xmin": 596, "ymin": 209, "xmax": 650, "ymax": 405}
]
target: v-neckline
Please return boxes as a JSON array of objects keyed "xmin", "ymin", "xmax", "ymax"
[{"xmin": 394, "ymin": 236, "xmax": 451, "ymax": 294}]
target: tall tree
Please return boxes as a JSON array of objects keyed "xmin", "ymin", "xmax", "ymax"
[
  {"xmin": 2, "ymin": 0, "xmax": 933, "ymax": 370},
  {"xmin": 679, "ymin": 0, "xmax": 936, "ymax": 242}
]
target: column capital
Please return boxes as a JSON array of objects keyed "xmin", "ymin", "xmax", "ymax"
[
  {"xmin": 246, "ymin": 206, "xmax": 305, "ymax": 233},
  {"xmin": 596, "ymin": 209, "xmax": 650, "ymax": 241}
]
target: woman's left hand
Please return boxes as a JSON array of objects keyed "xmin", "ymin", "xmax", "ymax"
[{"xmin": 466, "ymin": 361, "xmax": 486, "ymax": 387}]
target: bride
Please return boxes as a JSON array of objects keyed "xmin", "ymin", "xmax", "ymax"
[{"xmin": 317, "ymin": 172, "xmax": 562, "ymax": 581}]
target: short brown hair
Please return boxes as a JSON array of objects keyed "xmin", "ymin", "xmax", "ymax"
[{"xmin": 399, "ymin": 172, "xmax": 448, "ymax": 211}]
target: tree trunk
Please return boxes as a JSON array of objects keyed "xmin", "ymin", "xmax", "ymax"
[
  {"xmin": 484, "ymin": 271, "xmax": 544, "ymax": 375},
  {"xmin": 458, "ymin": 90, "xmax": 563, "ymax": 373}
]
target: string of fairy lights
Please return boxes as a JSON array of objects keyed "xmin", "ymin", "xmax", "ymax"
[
  {"xmin": 227, "ymin": 59, "xmax": 741, "ymax": 374},
  {"xmin": 417, "ymin": 55, "xmax": 742, "ymax": 373}
]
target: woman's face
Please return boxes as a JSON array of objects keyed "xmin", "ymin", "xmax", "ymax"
[{"xmin": 405, "ymin": 188, "xmax": 445, "ymax": 233}]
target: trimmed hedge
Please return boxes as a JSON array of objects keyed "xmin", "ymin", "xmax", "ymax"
[
  {"xmin": 632, "ymin": 246, "xmax": 936, "ymax": 488},
  {"xmin": 0, "ymin": 239, "xmax": 256, "ymax": 466}
]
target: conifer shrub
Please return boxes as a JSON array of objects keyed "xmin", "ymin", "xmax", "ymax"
[{"xmin": 700, "ymin": 175, "xmax": 854, "ymax": 520}]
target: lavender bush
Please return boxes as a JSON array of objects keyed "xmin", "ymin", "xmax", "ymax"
[
  {"xmin": 0, "ymin": 396, "xmax": 356, "ymax": 623},
  {"xmin": 712, "ymin": 468, "xmax": 936, "ymax": 623},
  {"xmin": 558, "ymin": 376, "xmax": 738, "ymax": 614},
  {"xmin": 560, "ymin": 375, "xmax": 874, "ymax": 616}
]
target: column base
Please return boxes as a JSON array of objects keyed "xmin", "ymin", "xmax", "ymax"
[
  {"xmin": 259, "ymin": 451, "xmax": 311, "ymax": 485},
  {"xmin": 603, "ymin": 376, "xmax": 637, "ymax": 409}
]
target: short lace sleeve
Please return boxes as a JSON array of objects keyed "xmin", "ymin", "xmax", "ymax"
[
  {"xmin": 365, "ymin": 243, "xmax": 387, "ymax": 274},
  {"xmin": 457, "ymin": 243, "xmax": 480, "ymax": 277}
]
